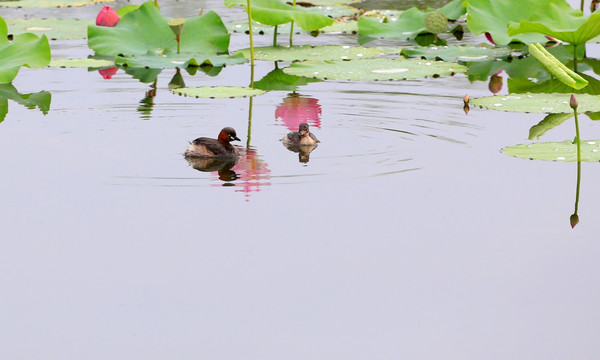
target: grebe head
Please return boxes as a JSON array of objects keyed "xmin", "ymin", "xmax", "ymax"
[
  {"xmin": 218, "ymin": 127, "xmax": 241, "ymax": 144},
  {"xmin": 298, "ymin": 123, "xmax": 310, "ymax": 136}
]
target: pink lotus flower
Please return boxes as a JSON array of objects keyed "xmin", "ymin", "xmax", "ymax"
[
  {"xmin": 96, "ymin": 6, "xmax": 119, "ymax": 27},
  {"xmin": 98, "ymin": 67, "xmax": 118, "ymax": 79},
  {"xmin": 275, "ymin": 93, "xmax": 322, "ymax": 131}
]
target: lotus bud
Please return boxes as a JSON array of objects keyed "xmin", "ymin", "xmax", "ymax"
[
  {"xmin": 570, "ymin": 214, "xmax": 579, "ymax": 228},
  {"xmin": 463, "ymin": 94, "xmax": 470, "ymax": 104},
  {"xmin": 96, "ymin": 6, "xmax": 119, "ymax": 27},
  {"xmin": 484, "ymin": 32, "xmax": 495, "ymax": 45},
  {"xmin": 488, "ymin": 74, "xmax": 503, "ymax": 94},
  {"xmin": 570, "ymin": 94, "xmax": 578, "ymax": 110}
]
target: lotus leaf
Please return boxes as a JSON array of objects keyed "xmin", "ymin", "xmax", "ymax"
[
  {"xmin": 0, "ymin": 83, "xmax": 51, "ymax": 123},
  {"xmin": 402, "ymin": 45, "xmax": 514, "ymax": 62},
  {"xmin": 224, "ymin": 0, "xmax": 334, "ymax": 31},
  {"xmin": 253, "ymin": 68, "xmax": 320, "ymax": 91},
  {"xmin": 283, "ymin": 58, "xmax": 465, "ymax": 81},
  {"xmin": 357, "ymin": 0, "xmax": 465, "ymax": 42},
  {"xmin": 235, "ymin": 45, "xmax": 384, "ymax": 62},
  {"xmin": 49, "ymin": 58, "xmax": 115, "ymax": 68},
  {"xmin": 508, "ymin": 4, "xmax": 600, "ymax": 45},
  {"xmin": 502, "ymin": 140, "xmax": 600, "ymax": 161},
  {"xmin": 172, "ymin": 86, "xmax": 264, "ymax": 98},
  {"xmin": 508, "ymin": 74, "xmax": 600, "ymax": 95},
  {"xmin": 115, "ymin": 52, "xmax": 247, "ymax": 69},
  {"xmin": 0, "ymin": 0, "xmax": 113, "ymax": 7},
  {"xmin": 226, "ymin": 19, "xmax": 357, "ymax": 34},
  {"xmin": 528, "ymin": 43, "xmax": 587, "ymax": 89},
  {"xmin": 88, "ymin": 2, "xmax": 230, "ymax": 57},
  {"xmin": 467, "ymin": 0, "xmax": 560, "ymax": 45},
  {"xmin": 0, "ymin": 18, "xmax": 51, "ymax": 84},
  {"xmin": 471, "ymin": 93, "xmax": 600, "ymax": 113},
  {"xmin": 5, "ymin": 18, "xmax": 92, "ymax": 40}
]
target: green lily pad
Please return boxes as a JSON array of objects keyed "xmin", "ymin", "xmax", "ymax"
[
  {"xmin": 253, "ymin": 68, "xmax": 320, "ymax": 91},
  {"xmin": 172, "ymin": 86, "xmax": 265, "ymax": 98},
  {"xmin": 467, "ymin": 0, "xmax": 558, "ymax": 45},
  {"xmin": 0, "ymin": 83, "xmax": 50, "ymax": 123},
  {"xmin": 115, "ymin": 51, "xmax": 246, "ymax": 69},
  {"xmin": 508, "ymin": 5, "xmax": 600, "ymax": 45},
  {"xmin": 49, "ymin": 58, "xmax": 114, "ymax": 68},
  {"xmin": 225, "ymin": 0, "xmax": 334, "ymax": 31},
  {"xmin": 235, "ymin": 45, "xmax": 384, "ymax": 61},
  {"xmin": 402, "ymin": 45, "xmax": 515, "ymax": 62},
  {"xmin": 0, "ymin": 0, "xmax": 113, "ymax": 7},
  {"xmin": 357, "ymin": 0, "xmax": 465, "ymax": 42},
  {"xmin": 4, "ymin": 18, "xmax": 92, "ymax": 40},
  {"xmin": 502, "ymin": 140, "xmax": 600, "ymax": 161},
  {"xmin": 88, "ymin": 2, "xmax": 230, "ymax": 57},
  {"xmin": 226, "ymin": 19, "xmax": 357, "ymax": 34},
  {"xmin": 471, "ymin": 93, "xmax": 600, "ymax": 113},
  {"xmin": 1, "ymin": 17, "xmax": 51, "ymax": 84},
  {"xmin": 283, "ymin": 58, "xmax": 465, "ymax": 81}
]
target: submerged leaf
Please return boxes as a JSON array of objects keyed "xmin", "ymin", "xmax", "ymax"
[
  {"xmin": 503, "ymin": 140, "xmax": 600, "ymax": 161},
  {"xmin": 283, "ymin": 58, "xmax": 465, "ymax": 81}
]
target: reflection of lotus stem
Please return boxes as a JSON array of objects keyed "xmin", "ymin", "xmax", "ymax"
[
  {"xmin": 289, "ymin": 0, "xmax": 296, "ymax": 46},
  {"xmin": 247, "ymin": 97, "xmax": 254, "ymax": 149},
  {"xmin": 247, "ymin": 0, "xmax": 255, "ymax": 87},
  {"xmin": 580, "ymin": 0, "xmax": 584, "ymax": 12},
  {"xmin": 273, "ymin": 25, "xmax": 278, "ymax": 46}
]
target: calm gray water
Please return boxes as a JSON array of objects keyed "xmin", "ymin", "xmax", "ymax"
[{"xmin": 2, "ymin": 0, "xmax": 600, "ymax": 359}]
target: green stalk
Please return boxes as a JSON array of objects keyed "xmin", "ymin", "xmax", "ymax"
[
  {"xmin": 289, "ymin": 0, "xmax": 296, "ymax": 46},
  {"xmin": 247, "ymin": 97, "xmax": 254, "ymax": 149},
  {"xmin": 574, "ymin": 107, "xmax": 581, "ymax": 163},
  {"xmin": 571, "ymin": 95, "xmax": 581, "ymax": 228},
  {"xmin": 273, "ymin": 25, "xmax": 278, "ymax": 46},
  {"xmin": 247, "ymin": 0, "xmax": 255, "ymax": 87},
  {"xmin": 580, "ymin": 0, "xmax": 584, "ymax": 12},
  {"xmin": 176, "ymin": 35, "xmax": 180, "ymax": 54},
  {"xmin": 573, "ymin": 44, "xmax": 578, "ymax": 72}
]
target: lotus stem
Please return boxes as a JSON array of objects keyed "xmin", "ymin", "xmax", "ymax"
[
  {"xmin": 574, "ymin": 106, "xmax": 581, "ymax": 163},
  {"xmin": 273, "ymin": 25, "xmax": 278, "ymax": 46},
  {"xmin": 580, "ymin": 0, "xmax": 584, "ymax": 12},
  {"xmin": 289, "ymin": 0, "xmax": 296, "ymax": 46},
  {"xmin": 573, "ymin": 44, "xmax": 578, "ymax": 72},
  {"xmin": 176, "ymin": 35, "xmax": 180, "ymax": 54},
  {"xmin": 247, "ymin": 0, "xmax": 255, "ymax": 87}
]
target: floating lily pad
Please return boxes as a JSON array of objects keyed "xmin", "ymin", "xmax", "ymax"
[
  {"xmin": 5, "ymin": 18, "xmax": 92, "ymax": 40},
  {"xmin": 235, "ymin": 45, "xmax": 384, "ymax": 61},
  {"xmin": 172, "ymin": 86, "xmax": 265, "ymax": 98},
  {"xmin": 226, "ymin": 19, "xmax": 357, "ymax": 34},
  {"xmin": 283, "ymin": 58, "xmax": 465, "ymax": 81},
  {"xmin": 225, "ymin": 0, "xmax": 334, "ymax": 31},
  {"xmin": 1, "ymin": 18, "xmax": 51, "ymax": 84},
  {"xmin": 88, "ymin": 3, "xmax": 230, "ymax": 57},
  {"xmin": 502, "ymin": 140, "xmax": 600, "ymax": 161},
  {"xmin": 402, "ymin": 45, "xmax": 515, "ymax": 62},
  {"xmin": 49, "ymin": 58, "xmax": 114, "ymax": 68},
  {"xmin": 0, "ymin": 0, "xmax": 113, "ymax": 7},
  {"xmin": 116, "ymin": 51, "xmax": 246, "ymax": 69},
  {"xmin": 471, "ymin": 93, "xmax": 600, "ymax": 113}
]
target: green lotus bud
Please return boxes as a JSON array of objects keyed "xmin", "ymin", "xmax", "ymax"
[{"xmin": 425, "ymin": 12, "xmax": 448, "ymax": 35}]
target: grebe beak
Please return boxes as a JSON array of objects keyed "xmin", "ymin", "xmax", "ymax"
[{"xmin": 232, "ymin": 135, "xmax": 241, "ymax": 141}]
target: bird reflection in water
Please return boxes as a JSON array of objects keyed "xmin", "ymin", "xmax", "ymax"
[
  {"xmin": 282, "ymin": 142, "xmax": 319, "ymax": 163},
  {"xmin": 281, "ymin": 123, "xmax": 320, "ymax": 163},
  {"xmin": 185, "ymin": 157, "xmax": 239, "ymax": 183}
]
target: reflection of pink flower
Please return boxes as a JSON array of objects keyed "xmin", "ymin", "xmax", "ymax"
[
  {"xmin": 98, "ymin": 67, "xmax": 118, "ymax": 79},
  {"xmin": 275, "ymin": 93, "xmax": 322, "ymax": 131},
  {"xmin": 231, "ymin": 148, "xmax": 271, "ymax": 201},
  {"xmin": 96, "ymin": 6, "xmax": 119, "ymax": 27}
]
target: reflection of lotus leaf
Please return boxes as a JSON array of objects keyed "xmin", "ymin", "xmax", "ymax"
[
  {"xmin": 0, "ymin": 0, "xmax": 113, "ymax": 7},
  {"xmin": 5, "ymin": 18, "xmax": 92, "ymax": 40},
  {"xmin": 172, "ymin": 86, "xmax": 265, "ymax": 99},
  {"xmin": 235, "ymin": 45, "xmax": 384, "ymax": 62},
  {"xmin": 283, "ymin": 58, "xmax": 465, "ymax": 81},
  {"xmin": 0, "ymin": 83, "xmax": 51, "ymax": 123},
  {"xmin": 471, "ymin": 93, "xmax": 600, "ymax": 113},
  {"xmin": 503, "ymin": 140, "xmax": 600, "ymax": 161}
]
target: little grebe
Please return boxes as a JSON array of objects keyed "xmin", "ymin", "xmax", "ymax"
[
  {"xmin": 281, "ymin": 123, "xmax": 319, "ymax": 145},
  {"xmin": 185, "ymin": 127, "xmax": 241, "ymax": 158}
]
